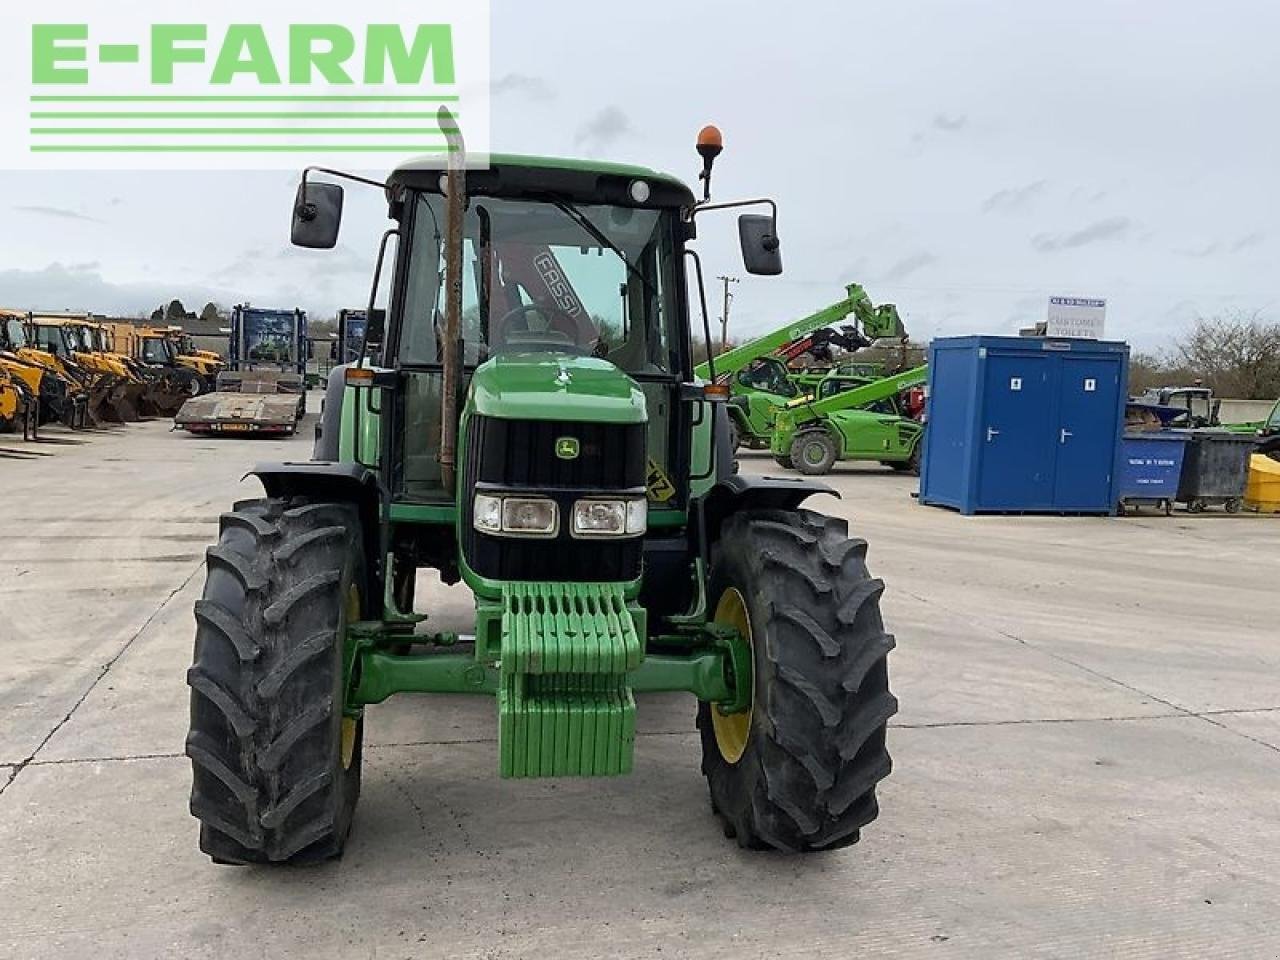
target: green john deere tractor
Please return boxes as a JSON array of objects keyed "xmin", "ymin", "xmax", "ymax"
[{"xmin": 185, "ymin": 119, "xmax": 897, "ymax": 863}]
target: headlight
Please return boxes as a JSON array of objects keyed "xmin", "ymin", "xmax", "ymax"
[
  {"xmin": 571, "ymin": 498, "xmax": 646, "ymax": 538},
  {"xmin": 502, "ymin": 498, "xmax": 559, "ymax": 536},
  {"xmin": 472, "ymin": 493, "xmax": 559, "ymax": 537}
]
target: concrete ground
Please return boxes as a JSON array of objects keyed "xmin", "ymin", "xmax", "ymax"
[{"xmin": 2, "ymin": 417, "xmax": 1278, "ymax": 959}]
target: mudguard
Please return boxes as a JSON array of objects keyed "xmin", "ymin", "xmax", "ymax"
[
  {"xmin": 250, "ymin": 461, "xmax": 385, "ymax": 593},
  {"xmin": 690, "ymin": 473, "xmax": 839, "ymax": 552}
]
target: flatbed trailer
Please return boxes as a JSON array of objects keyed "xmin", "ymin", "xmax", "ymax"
[{"xmin": 174, "ymin": 305, "xmax": 307, "ymax": 436}]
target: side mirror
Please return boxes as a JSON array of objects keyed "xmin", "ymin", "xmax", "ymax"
[
  {"xmin": 291, "ymin": 181, "xmax": 344, "ymax": 249},
  {"xmin": 367, "ymin": 309, "xmax": 386, "ymax": 349},
  {"xmin": 738, "ymin": 214, "xmax": 782, "ymax": 276}
]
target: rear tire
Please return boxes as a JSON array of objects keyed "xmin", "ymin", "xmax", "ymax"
[
  {"xmin": 792, "ymin": 430, "xmax": 837, "ymax": 476},
  {"xmin": 697, "ymin": 509, "xmax": 897, "ymax": 852},
  {"xmin": 186, "ymin": 497, "xmax": 366, "ymax": 864}
]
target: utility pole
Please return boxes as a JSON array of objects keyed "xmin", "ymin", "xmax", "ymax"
[{"xmin": 717, "ymin": 275, "xmax": 739, "ymax": 352}]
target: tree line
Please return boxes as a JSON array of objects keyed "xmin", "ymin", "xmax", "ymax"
[{"xmin": 1129, "ymin": 311, "xmax": 1280, "ymax": 400}]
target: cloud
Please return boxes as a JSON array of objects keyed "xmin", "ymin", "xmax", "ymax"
[
  {"xmin": 981, "ymin": 180, "xmax": 1048, "ymax": 214},
  {"xmin": 0, "ymin": 262, "xmax": 227, "ymax": 316},
  {"xmin": 1231, "ymin": 232, "xmax": 1264, "ymax": 252},
  {"xmin": 879, "ymin": 251, "xmax": 937, "ymax": 282},
  {"xmin": 12, "ymin": 205, "xmax": 103, "ymax": 224},
  {"xmin": 574, "ymin": 107, "xmax": 633, "ymax": 152},
  {"xmin": 1031, "ymin": 216, "xmax": 1131, "ymax": 253},
  {"xmin": 932, "ymin": 113, "xmax": 967, "ymax": 131},
  {"xmin": 1176, "ymin": 241, "xmax": 1220, "ymax": 258},
  {"xmin": 491, "ymin": 73, "xmax": 554, "ymax": 101}
]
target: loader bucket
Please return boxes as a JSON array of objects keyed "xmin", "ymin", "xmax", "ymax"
[{"xmin": 86, "ymin": 380, "xmax": 123, "ymax": 424}]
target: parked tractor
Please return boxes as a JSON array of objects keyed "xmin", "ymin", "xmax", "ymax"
[
  {"xmin": 174, "ymin": 305, "xmax": 308, "ymax": 436},
  {"xmin": 184, "ymin": 121, "xmax": 898, "ymax": 864}
]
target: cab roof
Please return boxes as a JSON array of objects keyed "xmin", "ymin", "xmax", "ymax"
[{"xmin": 389, "ymin": 152, "xmax": 696, "ymax": 208}]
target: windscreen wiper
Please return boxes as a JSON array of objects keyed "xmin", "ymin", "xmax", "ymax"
[{"xmin": 551, "ymin": 200, "xmax": 660, "ymax": 303}]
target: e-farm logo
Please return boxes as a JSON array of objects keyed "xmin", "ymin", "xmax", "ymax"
[{"xmin": 0, "ymin": 1, "xmax": 490, "ymax": 170}]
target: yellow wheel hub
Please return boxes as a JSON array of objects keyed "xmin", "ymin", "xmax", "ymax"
[
  {"xmin": 711, "ymin": 587, "xmax": 754, "ymax": 764},
  {"xmin": 340, "ymin": 585, "xmax": 360, "ymax": 770}
]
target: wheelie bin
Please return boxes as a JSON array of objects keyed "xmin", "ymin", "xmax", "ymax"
[
  {"xmin": 1174, "ymin": 430, "xmax": 1255, "ymax": 513},
  {"xmin": 1117, "ymin": 431, "xmax": 1187, "ymax": 515}
]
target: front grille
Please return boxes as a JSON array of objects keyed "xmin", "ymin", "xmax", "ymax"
[
  {"xmin": 470, "ymin": 416, "xmax": 646, "ymax": 489},
  {"xmin": 461, "ymin": 415, "xmax": 646, "ymax": 582}
]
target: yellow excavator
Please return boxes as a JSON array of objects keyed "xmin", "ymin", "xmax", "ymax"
[{"xmin": 1, "ymin": 309, "xmax": 89, "ymax": 428}]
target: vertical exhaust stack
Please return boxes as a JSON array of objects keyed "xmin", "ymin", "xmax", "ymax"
[{"xmin": 438, "ymin": 107, "xmax": 466, "ymax": 490}]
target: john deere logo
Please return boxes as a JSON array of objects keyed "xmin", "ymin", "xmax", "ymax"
[{"xmin": 555, "ymin": 437, "xmax": 579, "ymax": 460}]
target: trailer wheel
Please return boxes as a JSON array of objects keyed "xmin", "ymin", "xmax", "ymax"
[
  {"xmin": 791, "ymin": 430, "xmax": 837, "ymax": 476},
  {"xmin": 186, "ymin": 497, "xmax": 365, "ymax": 864},
  {"xmin": 1225, "ymin": 498, "xmax": 1242, "ymax": 514},
  {"xmin": 697, "ymin": 508, "xmax": 897, "ymax": 852}
]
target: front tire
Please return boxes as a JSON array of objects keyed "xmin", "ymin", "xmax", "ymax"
[
  {"xmin": 186, "ymin": 497, "xmax": 365, "ymax": 864},
  {"xmin": 792, "ymin": 430, "xmax": 838, "ymax": 476},
  {"xmin": 697, "ymin": 509, "xmax": 897, "ymax": 852}
]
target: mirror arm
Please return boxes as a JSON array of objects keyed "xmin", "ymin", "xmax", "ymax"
[
  {"xmin": 297, "ymin": 167, "xmax": 388, "ymax": 222},
  {"xmin": 689, "ymin": 197, "xmax": 778, "ymax": 233}
]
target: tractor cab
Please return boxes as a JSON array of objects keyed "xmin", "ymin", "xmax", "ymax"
[{"xmin": 1140, "ymin": 386, "xmax": 1221, "ymax": 428}]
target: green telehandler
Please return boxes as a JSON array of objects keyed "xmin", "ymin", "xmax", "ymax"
[
  {"xmin": 693, "ymin": 284, "xmax": 904, "ymax": 450},
  {"xmin": 771, "ymin": 365, "xmax": 930, "ymax": 475},
  {"xmin": 184, "ymin": 120, "xmax": 898, "ymax": 863}
]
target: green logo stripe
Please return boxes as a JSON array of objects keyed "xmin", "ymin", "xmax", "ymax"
[
  {"xmin": 31, "ymin": 127, "xmax": 449, "ymax": 136},
  {"xmin": 30, "ymin": 144, "xmax": 454, "ymax": 153},
  {"xmin": 30, "ymin": 111, "xmax": 451, "ymax": 119},
  {"xmin": 30, "ymin": 95, "xmax": 460, "ymax": 103}
]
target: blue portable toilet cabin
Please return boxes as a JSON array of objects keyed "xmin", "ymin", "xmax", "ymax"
[{"xmin": 919, "ymin": 335, "xmax": 1129, "ymax": 515}]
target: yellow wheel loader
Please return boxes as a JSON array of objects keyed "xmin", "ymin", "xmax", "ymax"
[
  {"xmin": 27, "ymin": 315, "xmax": 138, "ymax": 423},
  {"xmin": 0, "ymin": 364, "xmax": 35, "ymax": 440},
  {"xmin": 2, "ymin": 310, "xmax": 90, "ymax": 428},
  {"xmin": 105, "ymin": 321, "xmax": 208, "ymax": 412}
]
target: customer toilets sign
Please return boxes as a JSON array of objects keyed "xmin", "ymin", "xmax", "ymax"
[{"xmin": 1047, "ymin": 297, "xmax": 1107, "ymax": 339}]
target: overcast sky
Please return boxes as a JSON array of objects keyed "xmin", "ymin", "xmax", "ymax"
[{"xmin": 1, "ymin": 0, "xmax": 1277, "ymax": 350}]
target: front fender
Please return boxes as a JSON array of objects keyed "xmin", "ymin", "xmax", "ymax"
[{"xmin": 690, "ymin": 473, "xmax": 838, "ymax": 552}]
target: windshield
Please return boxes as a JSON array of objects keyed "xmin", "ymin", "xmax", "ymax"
[
  {"xmin": 399, "ymin": 193, "xmax": 679, "ymax": 375},
  {"xmin": 2, "ymin": 318, "xmax": 26, "ymax": 349},
  {"xmin": 1268, "ymin": 402, "xmax": 1280, "ymax": 430},
  {"xmin": 738, "ymin": 359, "xmax": 797, "ymax": 397},
  {"xmin": 141, "ymin": 337, "xmax": 174, "ymax": 364},
  {"xmin": 343, "ymin": 314, "xmax": 367, "ymax": 362},
  {"xmin": 243, "ymin": 312, "xmax": 296, "ymax": 364}
]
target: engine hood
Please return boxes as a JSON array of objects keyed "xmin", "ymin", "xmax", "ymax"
[{"xmin": 468, "ymin": 352, "xmax": 646, "ymax": 424}]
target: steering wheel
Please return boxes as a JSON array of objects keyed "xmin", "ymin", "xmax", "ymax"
[
  {"xmin": 496, "ymin": 300, "xmax": 601, "ymax": 358},
  {"xmin": 497, "ymin": 302, "xmax": 566, "ymax": 333}
]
